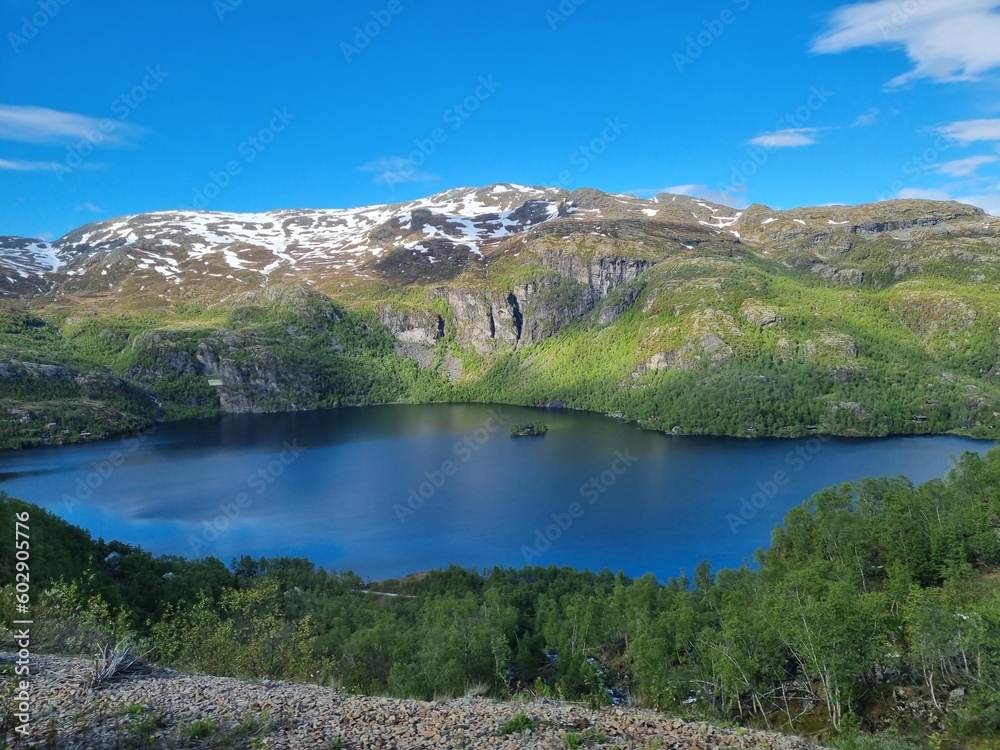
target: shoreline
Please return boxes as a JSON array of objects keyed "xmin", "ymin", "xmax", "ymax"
[{"xmin": 3, "ymin": 398, "xmax": 997, "ymax": 453}]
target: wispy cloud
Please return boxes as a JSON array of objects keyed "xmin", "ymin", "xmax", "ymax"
[
  {"xmin": 853, "ymin": 108, "xmax": 880, "ymax": 127},
  {"xmin": 0, "ymin": 104, "xmax": 142, "ymax": 146},
  {"xmin": 358, "ymin": 156, "xmax": 437, "ymax": 185},
  {"xmin": 813, "ymin": 0, "xmax": 1000, "ymax": 87},
  {"xmin": 937, "ymin": 118, "xmax": 1000, "ymax": 145},
  {"xmin": 74, "ymin": 201, "xmax": 103, "ymax": 212},
  {"xmin": 0, "ymin": 157, "xmax": 67, "ymax": 171},
  {"xmin": 749, "ymin": 128, "xmax": 821, "ymax": 148},
  {"xmin": 932, "ymin": 155, "xmax": 998, "ymax": 176}
]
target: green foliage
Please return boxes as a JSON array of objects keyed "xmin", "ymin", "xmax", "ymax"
[
  {"xmin": 0, "ymin": 312, "xmax": 157, "ymax": 448},
  {"xmin": 510, "ymin": 422, "xmax": 548, "ymax": 436},
  {"xmin": 0, "ymin": 293, "xmax": 455, "ymax": 448},
  {"xmin": 0, "ymin": 494, "xmax": 95, "ymax": 589},
  {"xmin": 152, "ymin": 576, "xmax": 328, "ymax": 682},
  {"xmin": 180, "ymin": 718, "xmax": 215, "ymax": 741},
  {"xmin": 499, "ymin": 713, "xmax": 536, "ymax": 734},
  {"xmin": 116, "ymin": 704, "xmax": 166, "ymax": 749},
  {"xmin": 831, "ymin": 725, "xmax": 924, "ymax": 750},
  {"xmin": 434, "ymin": 254, "xmax": 1000, "ymax": 439},
  {"xmin": 0, "ymin": 579, "xmax": 132, "ymax": 655},
  {"xmin": 564, "ymin": 729, "xmax": 608, "ymax": 747}
]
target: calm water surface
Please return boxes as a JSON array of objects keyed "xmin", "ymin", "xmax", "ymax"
[{"xmin": 0, "ymin": 404, "xmax": 991, "ymax": 580}]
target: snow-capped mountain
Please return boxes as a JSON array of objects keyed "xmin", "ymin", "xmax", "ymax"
[
  {"xmin": 0, "ymin": 184, "xmax": 749, "ymax": 299},
  {"xmin": 3, "ymin": 185, "xmax": 564, "ymax": 296}
]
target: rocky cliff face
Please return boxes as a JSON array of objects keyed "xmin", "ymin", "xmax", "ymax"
[
  {"xmin": 431, "ymin": 251, "xmax": 655, "ymax": 353},
  {"xmin": 126, "ymin": 329, "xmax": 309, "ymax": 413},
  {"xmin": 376, "ymin": 306, "xmax": 445, "ymax": 346}
]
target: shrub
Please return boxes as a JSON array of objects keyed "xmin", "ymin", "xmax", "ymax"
[{"xmin": 499, "ymin": 713, "xmax": 535, "ymax": 734}]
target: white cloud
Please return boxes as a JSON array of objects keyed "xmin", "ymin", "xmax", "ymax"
[
  {"xmin": 897, "ymin": 185, "xmax": 1000, "ymax": 215},
  {"xmin": 0, "ymin": 157, "xmax": 66, "ymax": 171},
  {"xmin": 749, "ymin": 128, "xmax": 821, "ymax": 148},
  {"xmin": 358, "ymin": 156, "xmax": 437, "ymax": 185},
  {"xmin": 932, "ymin": 155, "xmax": 998, "ymax": 176},
  {"xmin": 813, "ymin": 0, "xmax": 1000, "ymax": 87},
  {"xmin": 0, "ymin": 104, "xmax": 142, "ymax": 145},
  {"xmin": 74, "ymin": 202, "xmax": 102, "ymax": 212},
  {"xmin": 853, "ymin": 108, "xmax": 880, "ymax": 126},
  {"xmin": 937, "ymin": 118, "xmax": 1000, "ymax": 145}
]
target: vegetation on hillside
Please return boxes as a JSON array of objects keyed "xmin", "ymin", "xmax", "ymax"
[
  {"xmin": 3, "ymin": 447, "xmax": 1000, "ymax": 747},
  {"xmin": 0, "ymin": 293, "xmax": 450, "ymax": 448}
]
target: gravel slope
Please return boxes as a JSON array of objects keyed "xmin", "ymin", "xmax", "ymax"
[{"xmin": 8, "ymin": 654, "xmax": 830, "ymax": 749}]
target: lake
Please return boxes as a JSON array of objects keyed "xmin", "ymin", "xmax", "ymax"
[{"xmin": 0, "ymin": 404, "xmax": 992, "ymax": 581}]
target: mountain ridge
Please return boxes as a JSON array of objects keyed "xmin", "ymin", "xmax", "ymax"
[{"xmin": 2, "ymin": 184, "xmax": 988, "ymax": 303}]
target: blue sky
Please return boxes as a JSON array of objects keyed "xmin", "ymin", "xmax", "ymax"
[{"xmin": 3, "ymin": 0, "xmax": 1000, "ymax": 240}]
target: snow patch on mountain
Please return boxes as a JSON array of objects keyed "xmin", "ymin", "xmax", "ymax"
[{"xmin": 29, "ymin": 185, "xmax": 574, "ymax": 286}]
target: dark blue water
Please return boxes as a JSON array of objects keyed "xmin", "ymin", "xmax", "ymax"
[{"xmin": 0, "ymin": 404, "xmax": 991, "ymax": 581}]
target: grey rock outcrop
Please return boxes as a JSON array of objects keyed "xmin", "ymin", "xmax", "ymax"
[{"xmin": 435, "ymin": 254, "xmax": 653, "ymax": 353}]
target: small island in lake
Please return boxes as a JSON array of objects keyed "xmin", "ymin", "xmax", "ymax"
[{"xmin": 510, "ymin": 423, "xmax": 548, "ymax": 437}]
